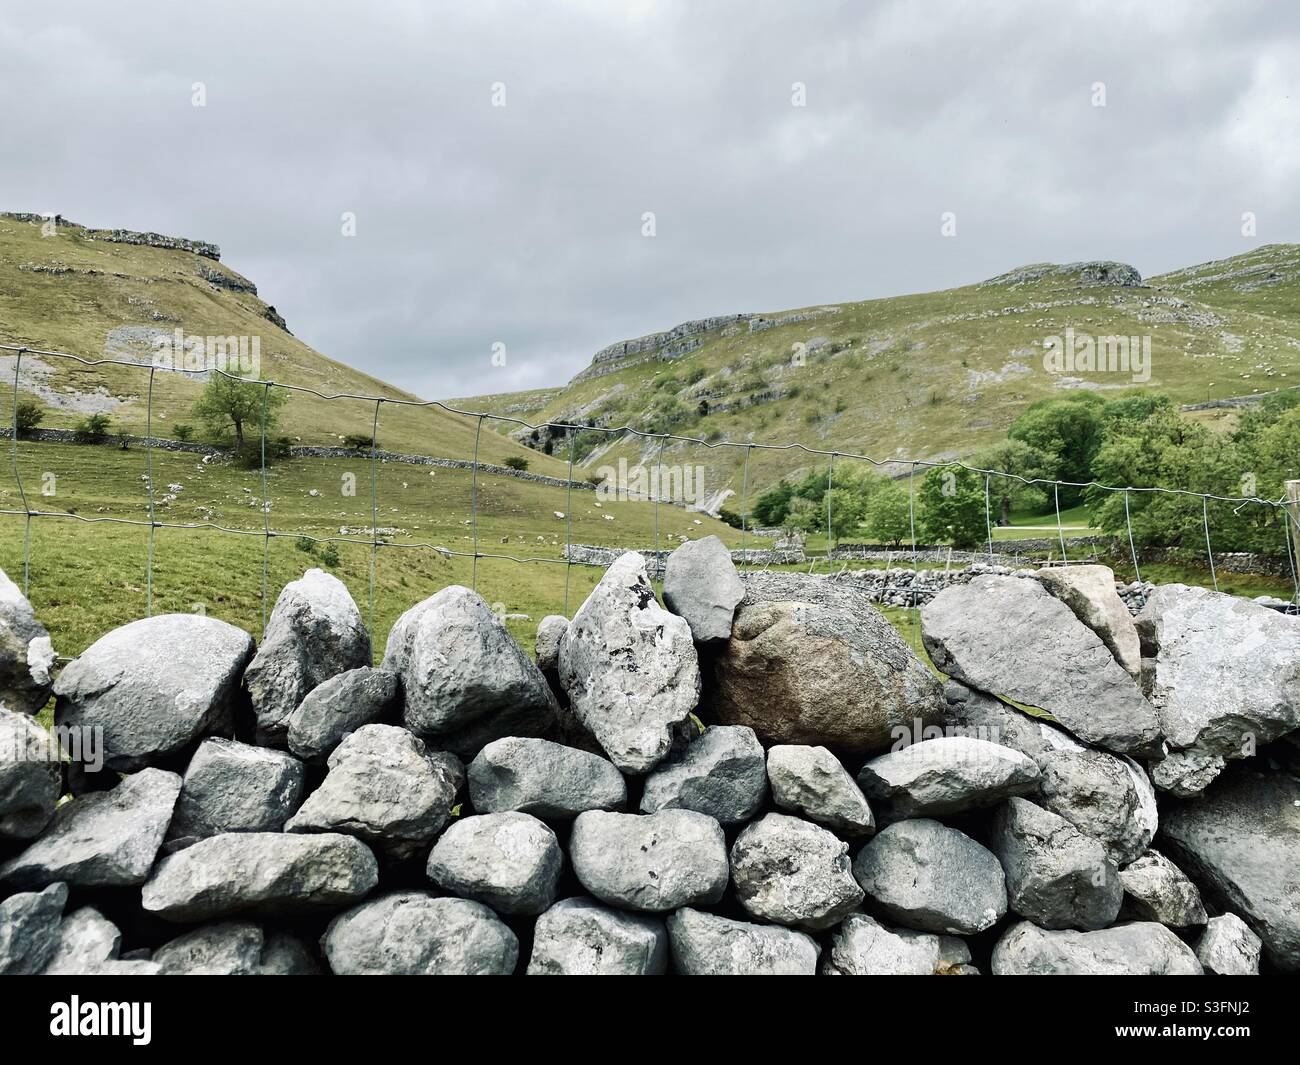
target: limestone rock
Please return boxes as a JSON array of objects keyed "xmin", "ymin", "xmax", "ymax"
[
  {"xmin": 527, "ymin": 897, "xmax": 668, "ymax": 975},
  {"xmin": 557, "ymin": 553, "xmax": 700, "ymax": 773},
  {"xmin": 821, "ymin": 913, "xmax": 972, "ymax": 976},
  {"xmin": 142, "ymin": 831, "xmax": 378, "ymax": 922},
  {"xmin": 1136, "ymin": 584, "xmax": 1300, "ymax": 793},
  {"xmin": 426, "ymin": 811, "xmax": 562, "ymax": 915},
  {"xmin": 286, "ymin": 666, "xmax": 398, "ymax": 764},
  {"xmin": 0, "ymin": 707, "xmax": 62, "ymax": 839},
  {"xmin": 383, "ymin": 585, "xmax": 558, "ymax": 758},
  {"xmin": 667, "ymin": 907, "xmax": 819, "ymax": 975},
  {"xmin": 921, "ymin": 576, "xmax": 1160, "ymax": 757},
  {"xmin": 991, "ymin": 920, "xmax": 1202, "ymax": 975},
  {"xmin": 662, "ymin": 535, "xmax": 744, "ymax": 643},
  {"xmin": 287, "ymin": 724, "xmax": 460, "ymax": 859},
  {"xmin": 167, "ymin": 738, "xmax": 305, "ymax": 851},
  {"xmin": 154, "ymin": 921, "xmax": 264, "ymax": 975},
  {"xmin": 0, "ymin": 566, "xmax": 55, "ymax": 714},
  {"xmin": 856, "ymin": 737, "xmax": 1039, "ymax": 823},
  {"xmin": 640, "ymin": 725, "xmax": 767, "ymax": 825},
  {"xmin": 730, "ymin": 812, "xmax": 864, "ymax": 930},
  {"xmin": 40, "ymin": 905, "xmax": 121, "ymax": 974},
  {"xmin": 1160, "ymin": 764, "xmax": 1300, "ymax": 971},
  {"xmin": 467, "ymin": 736, "xmax": 626, "ymax": 819},
  {"xmin": 1036, "ymin": 564, "xmax": 1141, "ymax": 676},
  {"xmin": 766, "ymin": 744, "xmax": 875, "ymax": 837},
  {"xmin": 534, "ymin": 615, "xmax": 569, "ymax": 673},
  {"xmin": 54, "ymin": 615, "xmax": 254, "ymax": 771},
  {"xmin": 568, "ymin": 809, "xmax": 728, "ymax": 913},
  {"xmin": 1119, "ymin": 849, "xmax": 1207, "ymax": 927},
  {"xmin": 989, "ymin": 797, "xmax": 1122, "ymax": 931},
  {"xmin": 323, "ymin": 891, "xmax": 518, "ymax": 975},
  {"xmin": 1195, "ymin": 913, "xmax": 1262, "ymax": 976},
  {"xmin": 0, "ymin": 768, "xmax": 180, "ymax": 889},
  {"xmin": 0, "ymin": 881, "xmax": 66, "ymax": 974},
  {"xmin": 853, "ymin": 818, "xmax": 1007, "ymax": 935},
  {"xmin": 244, "ymin": 569, "xmax": 371, "ymax": 746}
]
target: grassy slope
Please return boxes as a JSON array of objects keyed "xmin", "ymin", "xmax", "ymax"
[
  {"xmin": 0, "ymin": 215, "xmax": 563, "ymax": 471},
  {"xmin": 463, "ymin": 245, "xmax": 1300, "ymax": 501}
]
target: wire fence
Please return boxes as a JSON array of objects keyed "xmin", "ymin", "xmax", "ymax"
[{"xmin": 3, "ymin": 340, "xmax": 1298, "ymax": 645}]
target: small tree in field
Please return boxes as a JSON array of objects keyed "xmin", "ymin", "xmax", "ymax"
[
  {"xmin": 14, "ymin": 401, "xmax": 43, "ymax": 437},
  {"xmin": 192, "ymin": 374, "xmax": 287, "ymax": 450}
]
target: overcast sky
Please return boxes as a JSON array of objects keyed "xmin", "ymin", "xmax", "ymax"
[{"xmin": 1, "ymin": 1, "xmax": 1297, "ymax": 399}]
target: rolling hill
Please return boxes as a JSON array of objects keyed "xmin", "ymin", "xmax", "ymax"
[{"xmin": 459, "ymin": 244, "xmax": 1300, "ymax": 507}]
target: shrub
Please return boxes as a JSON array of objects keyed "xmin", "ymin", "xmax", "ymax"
[
  {"xmin": 73, "ymin": 413, "xmax": 112, "ymax": 444},
  {"xmin": 295, "ymin": 535, "xmax": 316, "ymax": 555},
  {"xmin": 320, "ymin": 542, "xmax": 341, "ymax": 567},
  {"xmin": 343, "ymin": 433, "xmax": 375, "ymax": 450},
  {"xmin": 14, "ymin": 401, "xmax": 43, "ymax": 437},
  {"xmin": 503, "ymin": 456, "xmax": 530, "ymax": 471},
  {"xmin": 173, "ymin": 423, "xmax": 194, "ymax": 442}
]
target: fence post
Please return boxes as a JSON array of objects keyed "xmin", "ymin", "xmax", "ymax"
[{"xmin": 1287, "ymin": 480, "xmax": 1300, "ymax": 569}]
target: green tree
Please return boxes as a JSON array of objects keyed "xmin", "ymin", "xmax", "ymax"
[
  {"xmin": 1007, "ymin": 394, "xmax": 1106, "ymax": 504},
  {"xmin": 864, "ymin": 482, "xmax": 911, "ymax": 545},
  {"xmin": 192, "ymin": 374, "xmax": 287, "ymax": 450},
  {"xmin": 752, "ymin": 479, "xmax": 795, "ymax": 527},
  {"xmin": 976, "ymin": 439, "xmax": 1051, "ymax": 525},
  {"xmin": 919, "ymin": 465, "xmax": 986, "ymax": 548},
  {"xmin": 14, "ymin": 401, "xmax": 43, "ymax": 437}
]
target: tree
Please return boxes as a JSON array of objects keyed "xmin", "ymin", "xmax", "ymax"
[
  {"xmin": 192, "ymin": 374, "xmax": 287, "ymax": 450},
  {"xmin": 752, "ymin": 479, "xmax": 795, "ymax": 527},
  {"xmin": 919, "ymin": 465, "xmax": 987, "ymax": 548},
  {"xmin": 976, "ymin": 439, "xmax": 1051, "ymax": 525},
  {"xmin": 864, "ymin": 482, "xmax": 911, "ymax": 545},
  {"xmin": 14, "ymin": 401, "xmax": 43, "ymax": 437},
  {"xmin": 173, "ymin": 423, "xmax": 194, "ymax": 442},
  {"xmin": 1007, "ymin": 394, "xmax": 1106, "ymax": 504},
  {"xmin": 503, "ymin": 455, "xmax": 530, "ymax": 471},
  {"xmin": 73, "ymin": 413, "xmax": 112, "ymax": 444},
  {"xmin": 824, "ymin": 486, "xmax": 866, "ymax": 540}
]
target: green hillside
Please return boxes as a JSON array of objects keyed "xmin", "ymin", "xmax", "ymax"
[{"xmin": 460, "ymin": 246, "xmax": 1300, "ymax": 505}]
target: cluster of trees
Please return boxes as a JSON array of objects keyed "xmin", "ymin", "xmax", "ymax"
[{"xmin": 749, "ymin": 390, "xmax": 1300, "ymax": 554}]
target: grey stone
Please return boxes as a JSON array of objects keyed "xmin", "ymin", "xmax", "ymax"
[
  {"xmin": 558, "ymin": 553, "xmax": 700, "ymax": 774},
  {"xmin": 41, "ymin": 906, "xmax": 121, "ymax": 974},
  {"xmin": 154, "ymin": 921, "xmax": 263, "ymax": 975},
  {"xmin": 569, "ymin": 809, "xmax": 728, "ymax": 913},
  {"xmin": 991, "ymin": 920, "xmax": 1203, "ymax": 975},
  {"xmin": 1151, "ymin": 748, "xmax": 1227, "ymax": 798},
  {"xmin": 921, "ymin": 576, "xmax": 1160, "ymax": 757},
  {"xmin": 0, "ymin": 881, "xmax": 67, "ymax": 974},
  {"xmin": 710, "ymin": 572, "xmax": 944, "ymax": 755},
  {"xmin": 167, "ymin": 738, "xmax": 304, "ymax": 851},
  {"xmin": 287, "ymin": 724, "xmax": 460, "ymax": 859},
  {"xmin": 534, "ymin": 615, "xmax": 568, "ymax": 673},
  {"xmin": 383, "ymin": 585, "xmax": 559, "ymax": 758},
  {"xmin": 1137, "ymin": 584, "xmax": 1300, "ymax": 793},
  {"xmin": 323, "ymin": 891, "xmax": 518, "ymax": 975},
  {"xmin": 528, "ymin": 897, "xmax": 668, "ymax": 975},
  {"xmin": 1120, "ymin": 849, "xmax": 1207, "ymax": 927},
  {"xmin": 0, "ymin": 768, "xmax": 181, "ymax": 889},
  {"xmin": 821, "ymin": 913, "xmax": 972, "ymax": 976},
  {"xmin": 286, "ymin": 666, "xmax": 398, "ymax": 764},
  {"xmin": 0, "ymin": 566, "xmax": 56, "ymax": 714},
  {"xmin": 1037, "ymin": 744, "xmax": 1158, "ymax": 866},
  {"xmin": 640, "ymin": 725, "xmax": 767, "ymax": 824},
  {"xmin": 426, "ymin": 811, "xmax": 562, "ymax": 915},
  {"xmin": 0, "ymin": 707, "xmax": 61, "ymax": 838},
  {"xmin": 667, "ymin": 907, "xmax": 819, "ymax": 975},
  {"xmin": 54, "ymin": 615, "xmax": 254, "ymax": 771},
  {"xmin": 662, "ymin": 535, "xmax": 744, "ymax": 643},
  {"xmin": 766, "ymin": 744, "xmax": 875, "ymax": 836},
  {"xmin": 1036, "ymin": 564, "xmax": 1141, "ymax": 676},
  {"xmin": 1160, "ymin": 764, "xmax": 1300, "ymax": 971},
  {"xmin": 467, "ymin": 737, "xmax": 625, "ymax": 819},
  {"xmin": 989, "ymin": 797, "xmax": 1122, "ymax": 931},
  {"xmin": 853, "ymin": 818, "xmax": 1007, "ymax": 935},
  {"xmin": 856, "ymin": 737, "xmax": 1040, "ymax": 823},
  {"xmin": 940, "ymin": 680, "xmax": 1068, "ymax": 764},
  {"xmin": 142, "ymin": 831, "xmax": 378, "ymax": 922},
  {"xmin": 244, "ymin": 569, "xmax": 371, "ymax": 746},
  {"xmin": 1195, "ymin": 914, "xmax": 1262, "ymax": 976},
  {"xmin": 730, "ymin": 813, "xmax": 864, "ymax": 930},
  {"xmin": 258, "ymin": 932, "xmax": 322, "ymax": 975}
]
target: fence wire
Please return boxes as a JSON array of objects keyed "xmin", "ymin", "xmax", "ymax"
[{"xmin": 2, "ymin": 341, "xmax": 1298, "ymax": 638}]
